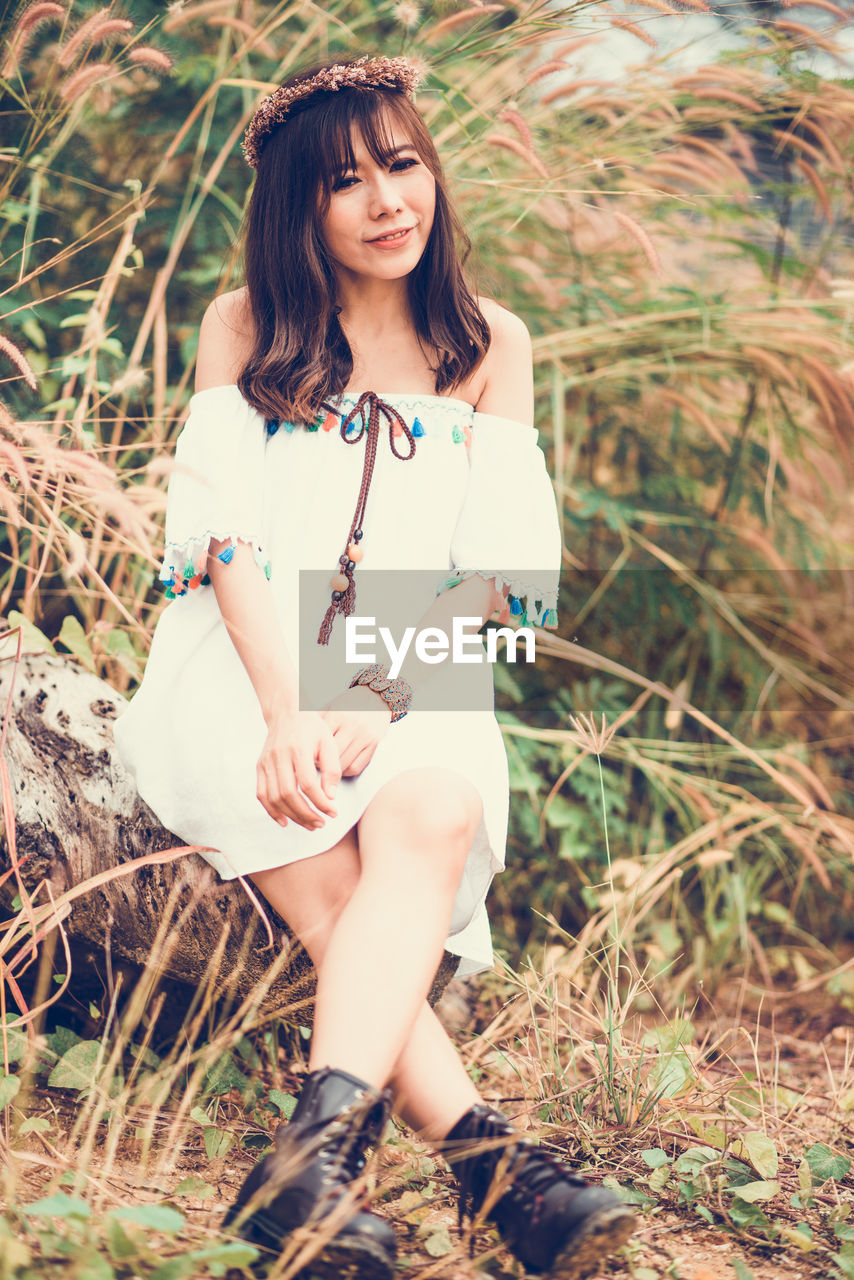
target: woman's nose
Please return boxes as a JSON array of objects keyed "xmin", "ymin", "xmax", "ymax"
[{"xmin": 368, "ymin": 174, "xmax": 402, "ymax": 217}]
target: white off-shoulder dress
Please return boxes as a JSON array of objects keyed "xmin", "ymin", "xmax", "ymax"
[{"xmin": 113, "ymin": 385, "xmax": 561, "ymax": 976}]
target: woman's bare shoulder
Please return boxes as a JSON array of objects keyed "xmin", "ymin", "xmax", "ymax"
[
  {"xmin": 474, "ymin": 297, "xmax": 534, "ymax": 423},
  {"xmin": 477, "ymin": 295, "xmax": 531, "ymax": 346},
  {"xmin": 196, "ymin": 287, "xmax": 255, "ymax": 392}
]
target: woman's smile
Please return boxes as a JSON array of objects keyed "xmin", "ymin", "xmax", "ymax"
[
  {"xmin": 366, "ymin": 225, "xmax": 416, "ymax": 247},
  {"xmin": 321, "ymin": 115, "xmax": 436, "ymax": 283}
]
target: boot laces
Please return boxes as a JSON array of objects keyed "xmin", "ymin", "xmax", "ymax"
[
  {"xmin": 450, "ymin": 1107, "xmax": 586, "ymax": 1234},
  {"xmin": 317, "ymin": 1096, "xmax": 388, "ymax": 1184}
]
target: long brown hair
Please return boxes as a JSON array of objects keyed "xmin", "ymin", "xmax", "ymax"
[{"xmin": 237, "ymin": 63, "xmax": 490, "ymax": 425}]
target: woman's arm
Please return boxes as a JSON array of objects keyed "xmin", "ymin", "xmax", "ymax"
[
  {"xmin": 206, "ymin": 540, "xmax": 341, "ymax": 830},
  {"xmin": 206, "ymin": 537, "xmax": 301, "ymax": 724},
  {"xmin": 197, "ymin": 296, "xmax": 341, "ymax": 828}
]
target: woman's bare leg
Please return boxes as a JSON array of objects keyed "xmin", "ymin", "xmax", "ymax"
[
  {"xmin": 249, "ymin": 775, "xmax": 481, "ymax": 1135},
  {"xmin": 309, "ymin": 767, "xmax": 480, "ymax": 1087}
]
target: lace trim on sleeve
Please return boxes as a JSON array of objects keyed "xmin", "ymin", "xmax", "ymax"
[
  {"xmin": 437, "ymin": 568, "xmax": 558, "ymax": 629},
  {"xmin": 159, "ymin": 532, "xmax": 271, "ymax": 600}
]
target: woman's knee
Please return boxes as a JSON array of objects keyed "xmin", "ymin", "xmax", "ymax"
[{"xmin": 358, "ymin": 768, "xmax": 482, "ymax": 881}]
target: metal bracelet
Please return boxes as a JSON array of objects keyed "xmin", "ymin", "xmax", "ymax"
[{"xmin": 348, "ymin": 663, "xmax": 412, "ymax": 722}]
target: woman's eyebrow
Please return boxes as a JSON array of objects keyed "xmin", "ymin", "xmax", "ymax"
[{"xmin": 336, "ymin": 143, "xmax": 417, "ymax": 174}]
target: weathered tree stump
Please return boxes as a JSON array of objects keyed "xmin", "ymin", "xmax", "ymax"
[{"xmin": 0, "ymin": 649, "xmax": 457, "ymax": 1025}]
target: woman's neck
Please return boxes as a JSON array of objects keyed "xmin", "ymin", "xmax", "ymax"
[
  {"xmin": 334, "ymin": 271, "xmax": 439, "ymax": 393},
  {"xmin": 335, "ymin": 273, "xmax": 412, "ymax": 342}
]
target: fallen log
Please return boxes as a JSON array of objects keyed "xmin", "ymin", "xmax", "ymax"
[{"xmin": 0, "ymin": 649, "xmax": 457, "ymax": 1028}]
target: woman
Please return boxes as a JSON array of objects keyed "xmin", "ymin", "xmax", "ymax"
[{"xmin": 114, "ymin": 55, "xmax": 634, "ymax": 1280}]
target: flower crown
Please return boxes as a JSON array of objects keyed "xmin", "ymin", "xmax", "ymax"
[{"xmin": 242, "ymin": 55, "xmax": 424, "ymax": 169}]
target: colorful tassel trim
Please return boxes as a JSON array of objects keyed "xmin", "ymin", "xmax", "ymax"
[
  {"xmin": 436, "ymin": 570, "xmax": 558, "ymax": 630},
  {"xmin": 161, "ymin": 536, "xmax": 270, "ymax": 599},
  {"xmin": 266, "ymin": 412, "xmax": 467, "ymax": 442}
]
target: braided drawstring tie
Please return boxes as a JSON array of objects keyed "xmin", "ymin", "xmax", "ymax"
[{"xmin": 317, "ymin": 391, "xmax": 416, "ymax": 646}]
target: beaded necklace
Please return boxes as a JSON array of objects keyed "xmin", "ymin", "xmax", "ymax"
[{"xmin": 316, "ymin": 391, "xmax": 416, "ymax": 646}]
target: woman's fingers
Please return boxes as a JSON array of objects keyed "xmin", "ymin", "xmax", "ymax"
[
  {"xmin": 317, "ymin": 731, "xmax": 342, "ymax": 804},
  {"xmin": 342, "ymin": 743, "xmax": 375, "ymax": 777},
  {"xmin": 293, "ymin": 750, "xmax": 337, "ymax": 821},
  {"xmin": 257, "ymin": 756, "xmax": 293, "ymax": 825},
  {"xmin": 334, "ymin": 728, "xmax": 360, "ymax": 776},
  {"xmin": 258, "ymin": 752, "xmax": 326, "ymax": 830}
]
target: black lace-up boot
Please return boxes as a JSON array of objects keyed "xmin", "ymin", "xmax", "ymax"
[
  {"xmin": 223, "ymin": 1066, "xmax": 397, "ymax": 1279},
  {"xmin": 443, "ymin": 1104, "xmax": 635, "ymax": 1279}
]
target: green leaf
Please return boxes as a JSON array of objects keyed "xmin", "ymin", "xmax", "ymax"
[
  {"xmin": 48, "ymin": 1040, "xmax": 101, "ymax": 1091},
  {"xmin": 727, "ymin": 1197, "xmax": 773, "ymax": 1232},
  {"xmin": 67, "ymin": 1249, "xmax": 115, "ymax": 1280},
  {"xmin": 203, "ymin": 1052, "xmax": 245, "ymax": 1096},
  {"xmin": 5, "ymin": 610, "xmax": 55, "ymax": 655},
  {"xmin": 202, "ymin": 1127, "xmax": 235, "ymax": 1160},
  {"xmin": 700, "ymin": 1124, "xmax": 727, "ymax": 1151},
  {"xmin": 268, "ymin": 1089, "xmax": 297, "ymax": 1119},
  {"xmin": 0, "ymin": 1074, "xmax": 20, "ymax": 1108},
  {"xmin": 642, "ymin": 1016, "xmax": 695, "ymax": 1052},
  {"xmin": 106, "ymin": 1216, "xmax": 139, "ymax": 1261},
  {"xmin": 0, "ymin": 1017, "xmax": 28, "ymax": 1064},
  {"xmin": 798, "ymin": 1157, "xmax": 813, "ymax": 1191},
  {"xmin": 832, "ymin": 1244, "xmax": 854, "ymax": 1280},
  {"xmin": 674, "ymin": 1146, "xmax": 718, "ymax": 1176},
  {"xmin": 806, "ymin": 1142, "xmax": 851, "ymax": 1183},
  {"xmin": 184, "ymin": 1241, "xmax": 260, "ymax": 1276},
  {"xmin": 240, "ymin": 1132, "xmax": 272, "ymax": 1153},
  {"xmin": 423, "ymin": 1224, "xmax": 454, "ymax": 1257},
  {"xmin": 57, "ymin": 615, "xmax": 96, "ymax": 673},
  {"xmin": 149, "ymin": 1257, "xmax": 196, "ymax": 1280},
  {"xmin": 732, "ymin": 1261, "xmax": 755, "ymax": 1280},
  {"xmin": 173, "ymin": 1175, "xmax": 215, "ymax": 1199},
  {"xmin": 103, "ymin": 627, "xmax": 144, "ymax": 678},
  {"xmin": 113, "ymin": 1204, "xmax": 185, "ymax": 1232},
  {"xmin": 129, "ymin": 1042, "xmax": 161, "ymax": 1070},
  {"xmin": 641, "ymin": 1147, "xmax": 670, "ymax": 1169},
  {"xmin": 23, "ymin": 1192, "xmax": 91, "ymax": 1219},
  {"xmin": 613, "ymin": 1182, "xmax": 657, "ymax": 1207},
  {"xmin": 728, "ymin": 1179, "xmax": 780, "ymax": 1203},
  {"xmin": 44, "ymin": 1026, "xmax": 82, "ymax": 1058},
  {"xmin": 739, "ymin": 1132, "xmax": 778, "ymax": 1179},
  {"xmin": 18, "ymin": 1116, "xmax": 51, "ymax": 1135}
]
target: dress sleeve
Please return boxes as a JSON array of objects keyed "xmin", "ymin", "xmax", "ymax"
[
  {"xmin": 440, "ymin": 411, "xmax": 561, "ymax": 628},
  {"xmin": 158, "ymin": 384, "xmax": 271, "ymax": 600}
]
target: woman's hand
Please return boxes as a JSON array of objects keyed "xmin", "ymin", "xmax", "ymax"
[
  {"xmin": 257, "ymin": 709, "xmax": 341, "ymax": 829},
  {"xmin": 319, "ymin": 685, "xmax": 392, "ymax": 778}
]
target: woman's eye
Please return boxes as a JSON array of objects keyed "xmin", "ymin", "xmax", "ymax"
[
  {"xmin": 391, "ymin": 158, "xmax": 417, "ymax": 172},
  {"xmin": 333, "ymin": 174, "xmax": 358, "ymax": 191}
]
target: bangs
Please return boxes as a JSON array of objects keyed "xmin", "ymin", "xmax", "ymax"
[{"xmin": 310, "ymin": 91, "xmax": 425, "ymax": 203}]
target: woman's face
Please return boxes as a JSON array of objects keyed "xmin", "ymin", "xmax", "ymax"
[{"xmin": 320, "ymin": 113, "xmax": 436, "ymax": 288}]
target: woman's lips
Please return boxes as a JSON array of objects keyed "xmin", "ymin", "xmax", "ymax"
[{"xmin": 366, "ymin": 226, "xmax": 415, "ymax": 248}]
